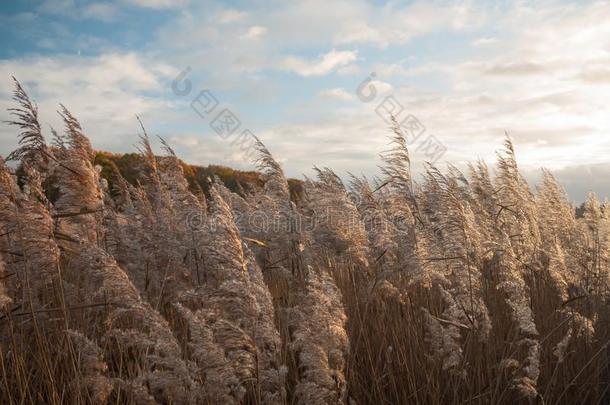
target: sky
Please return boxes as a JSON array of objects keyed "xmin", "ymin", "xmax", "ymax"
[{"xmin": 0, "ymin": 0, "xmax": 609, "ymax": 202}]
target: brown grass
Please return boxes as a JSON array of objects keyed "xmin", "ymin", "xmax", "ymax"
[{"xmin": 0, "ymin": 79, "xmax": 609, "ymax": 404}]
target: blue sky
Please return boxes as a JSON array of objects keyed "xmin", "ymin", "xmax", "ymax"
[{"xmin": 1, "ymin": 0, "xmax": 609, "ymax": 202}]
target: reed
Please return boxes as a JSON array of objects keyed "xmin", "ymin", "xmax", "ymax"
[{"xmin": 1, "ymin": 79, "xmax": 608, "ymax": 404}]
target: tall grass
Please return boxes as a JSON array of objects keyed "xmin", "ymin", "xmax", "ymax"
[{"xmin": 0, "ymin": 78, "xmax": 608, "ymax": 404}]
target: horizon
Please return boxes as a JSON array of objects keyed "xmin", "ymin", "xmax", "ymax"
[{"xmin": 1, "ymin": 0, "xmax": 609, "ymax": 203}]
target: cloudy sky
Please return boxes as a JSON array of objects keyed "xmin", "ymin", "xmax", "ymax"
[{"xmin": 1, "ymin": 0, "xmax": 609, "ymax": 202}]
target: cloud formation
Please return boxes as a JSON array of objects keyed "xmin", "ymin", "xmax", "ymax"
[
  {"xmin": 281, "ymin": 50, "xmax": 358, "ymax": 77},
  {"xmin": 0, "ymin": 0, "xmax": 609, "ymax": 202},
  {"xmin": 0, "ymin": 52, "xmax": 177, "ymax": 154}
]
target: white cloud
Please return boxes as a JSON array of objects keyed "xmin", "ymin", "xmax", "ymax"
[
  {"xmin": 580, "ymin": 66, "xmax": 610, "ymax": 84},
  {"xmin": 368, "ymin": 80, "xmax": 393, "ymax": 96},
  {"xmin": 82, "ymin": 3, "xmax": 119, "ymax": 21},
  {"xmin": 318, "ymin": 88, "xmax": 355, "ymax": 101},
  {"xmin": 472, "ymin": 37, "xmax": 498, "ymax": 46},
  {"xmin": 5, "ymin": 0, "xmax": 610, "ymax": 202},
  {"xmin": 483, "ymin": 62, "xmax": 546, "ymax": 76},
  {"xmin": 252, "ymin": 1, "xmax": 486, "ymax": 48},
  {"xmin": 0, "ymin": 53, "xmax": 178, "ymax": 156},
  {"xmin": 336, "ymin": 64, "xmax": 362, "ymax": 76},
  {"xmin": 216, "ymin": 9, "xmax": 248, "ymax": 24},
  {"xmin": 281, "ymin": 50, "xmax": 358, "ymax": 77},
  {"xmin": 242, "ymin": 26, "xmax": 267, "ymax": 40},
  {"xmin": 255, "ymin": 119, "xmax": 389, "ymax": 178},
  {"xmin": 360, "ymin": 1, "xmax": 610, "ymax": 181}
]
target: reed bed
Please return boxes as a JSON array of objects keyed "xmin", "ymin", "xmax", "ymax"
[{"xmin": 0, "ymin": 78, "xmax": 608, "ymax": 404}]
